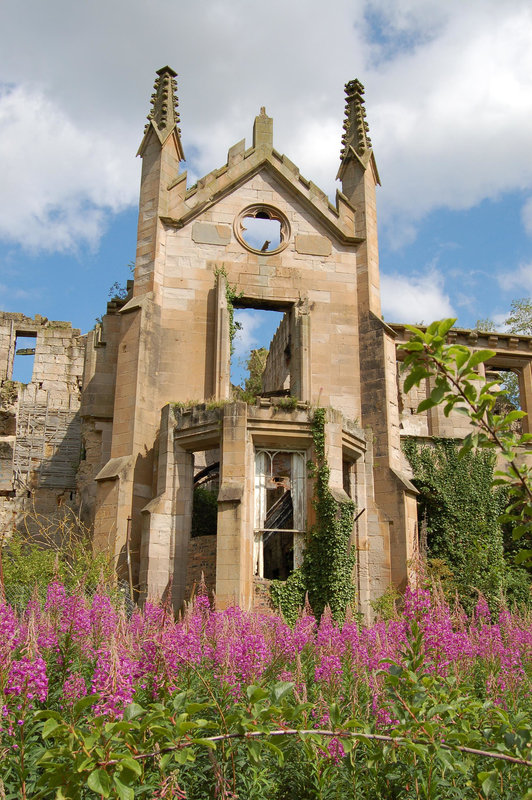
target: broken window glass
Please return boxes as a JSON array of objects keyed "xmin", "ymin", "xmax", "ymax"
[{"xmin": 254, "ymin": 449, "xmax": 305, "ymax": 580}]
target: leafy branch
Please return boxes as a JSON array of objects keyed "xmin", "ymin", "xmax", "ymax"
[{"xmin": 400, "ymin": 319, "xmax": 532, "ymax": 565}]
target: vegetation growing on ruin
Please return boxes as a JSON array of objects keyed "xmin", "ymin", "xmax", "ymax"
[
  {"xmin": 402, "ymin": 438, "xmax": 530, "ymax": 610},
  {"xmin": 270, "ymin": 408, "xmax": 356, "ymax": 624},
  {"xmin": 213, "ymin": 266, "xmax": 243, "ymax": 356},
  {"xmin": 191, "ymin": 486, "xmax": 218, "ymax": 538},
  {"xmin": 400, "ymin": 318, "xmax": 532, "ymax": 576},
  {"xmin": 0, "ymin": 509, "xmax": 116, "ymax": 608}
]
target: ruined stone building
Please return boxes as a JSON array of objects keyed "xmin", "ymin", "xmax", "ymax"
[{"xmin": 2, "ymin": 67, "xmax": 532, "ymax": 612}]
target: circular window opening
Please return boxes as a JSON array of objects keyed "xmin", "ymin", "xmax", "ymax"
[{"xmin": 234, "ymin": 204, "xmax": 290, "ymax": 254}]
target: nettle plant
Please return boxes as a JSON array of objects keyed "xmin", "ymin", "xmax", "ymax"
[{"xmin": 400, "ymin": 318, "xmax": 532, "ymax": 567}]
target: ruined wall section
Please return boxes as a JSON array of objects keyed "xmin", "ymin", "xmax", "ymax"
[
  {"xmin": 262, "ymin": 313, "xmax": 290, "ymax": 394},
  {"xmin": 0, "ymin": 312, "xmax": 85, "ymax": 531},
  {"xmin": 78, "ymin": 299, "xmax": 126, "ymax": 525}
]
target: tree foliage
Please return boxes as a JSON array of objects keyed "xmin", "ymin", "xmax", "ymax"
[
  {"xmin": 505, "ymin": 297, "xmax": 532, "ymax": 336},
  {"xmin": 400, "ymin": 318, "xmax": 532, "ymax": 571}
]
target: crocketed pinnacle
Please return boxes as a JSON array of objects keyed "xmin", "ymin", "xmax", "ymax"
[
  {"xmin": 144, "ymin": 66, "xmax": 181, "ymax": 140},
  {"xmin": 340, "ymin": 79, "xmax": 372, "ymax": 160}
]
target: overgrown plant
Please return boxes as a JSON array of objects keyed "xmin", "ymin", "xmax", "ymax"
[
  {"xmin": 214, "ymin": 267, "xmax": 243, "ymax": 356},
  {"xmin": 1, "ymin": 585, "xmax": 531, "ymax": 798},
  {"xmin": 270, "ymin": 408, "xmax": 357, "ymax": 624},
  {"xmin": 400, "ymin": 319, "xmax": 532, "ymax": 567},
  {"xmin": 302, "ymin": 408, "xmax": 356, "ymax": 623},
  {"xmin": 0, "ymin": 506, "xmax": 116, "ymax": 607},
  {"xmin": 402, "ymin": 438, "xmax": 522, "ymax": 610}
]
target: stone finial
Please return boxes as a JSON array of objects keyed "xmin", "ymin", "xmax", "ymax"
[
  {"xmin": 340, "ymin": 79, "xmax": 372, "ymax": 160},
  {"xmin": 253, "ymin": 107, "xmax": 273, "ymax": 149},
  {"xmin": 144, "ymin": 66, "xmax": 181, "ymax": 139}
]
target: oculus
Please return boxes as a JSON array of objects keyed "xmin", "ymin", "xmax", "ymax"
[{"xmin": 234, "ymin": 204, "xmax": 290, "ymax": 254}]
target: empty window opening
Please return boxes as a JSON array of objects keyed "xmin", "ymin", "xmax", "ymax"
[
  {"xmin": 235, "ymin": 204, "xmax": 290, "ymax": 254},
  {"xmin": 231, "ymin": 307, "xmax": 290, "ymax": 397},
  {"xmin": 254, "ymin": 449, "xmax": 306, "ymax": 580},
  {"xmin": 191, "ymin": 450, "xmax": 219, "ymax": 537},
  {"xmin": 12, "ymin": 334, "xmax": 36, "ymax": 384},
  {"xmin": 241, "ymin": 216, "xmax": 281, "ymax": 252},
  {"xmin": 486, "ymin": 367, "xmax": 522, "ymax": 428}
]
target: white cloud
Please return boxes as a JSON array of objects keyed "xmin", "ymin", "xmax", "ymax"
[
  {"xmin": 369, "ymin": 1, "xmax": 532, "ymax": 242},
  {"xmin": 232, "ymin": 310, "xmax": 262, "ymax": 360},
  {"xmin": 0, "ymin": 84, "xmax": 139, "ymax": 252},
  {"xmin": 381, "ymin": 269, "xmax": 455, "ymax": 323},
  {"xmin": 497, "ymin": 262, "xmax": 532, "ymax": 294},
  {"xmin": 0, "ymin": 0, "xmax": 532, "ymax": 252}
]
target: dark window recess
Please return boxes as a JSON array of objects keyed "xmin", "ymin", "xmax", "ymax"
[{"xmin": 191, "ymin": 452, "xmax": 220, "ymax": 537}]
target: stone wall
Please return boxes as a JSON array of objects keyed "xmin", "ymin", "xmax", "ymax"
[
  {"xmin": 0, "ymin": 312, "xmax": 85, "ymax": 532},
  {"xmin": 184, "ymin": 534, "xmax": 217, "ymax": 601},
  {"xmin": 262, "ymin": 313, "xmax": 291, "ymax": 394}
]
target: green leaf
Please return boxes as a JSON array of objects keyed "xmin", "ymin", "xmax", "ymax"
[
  {"xmin": 263, "ymin": 739, "xmax": 285, "ymax": 765},
  {"xmin": 403, "ymin": 366, "xmax": 430, "ymax": 394},
  {"xmin": 468, "ymin": 349, "xmax": 496, "ymax": 369},
  {"xmin": 437, "ymin": 319, "xmax": 456, "ymax": 338},
  {"xmin": 271, "ymin": 682, "xmax": 294, "ymax": 703},
  {"xmin": 42, "ymin": 718, "xmax": 60, "ymax": 738},
  {"xmin": 186, "ymin": 702, "xmax": 211, "ymax": 714},
  {"xmin": 124, "ymin": 702, "xmax": 144, "ymax": 721},
  {"xmin": 113, "ymin": 777, "xmax": 135, "ymax": 800},
  {"xmin": 417, "ymin": 397, "xmax": 436, "ymax": 413},
  {"xmin": 34, "ymin": 710, "xmax": 62, "ymax": 721},
  {"xmin": 246, "ymin": 686, "xmax": 269, "ymax": 703},
  {"xmin": 515, "ymin": 549, "xmax": 532, "ymax": 564},
  {"xmin": 87, "ymin": 768, "xmax": 112, "ymax": 797},
  {"xmin": 119, "ymin": 756, "xmax": 142, "ymax": 777},
  {"xmin": 191, "ymin": 737, "xmax": 217, "ymax": 750},
  {"xmin": 74, "ymin": 695, "xmax": 97, "ymax": 715},
  {"xmin": 502, "ymin": 409, "xmax": 527, "ymax": 423},
  {"xmin": 478, "ymin": 769, "xmax": 499, "ymax": 796}
]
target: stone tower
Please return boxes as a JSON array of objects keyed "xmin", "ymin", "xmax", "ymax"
[{"xmin": 87, "ymin": 68, "xmax": 419, "ymax": 612}]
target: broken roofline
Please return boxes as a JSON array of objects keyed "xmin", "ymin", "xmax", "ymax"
[
  {"xmin": 138, "ymin": 68, "xmax": 381, "ymax": 245},
  {"xmin": 162, "ymin": 144, "xmax": 363, "ymax": 245}
]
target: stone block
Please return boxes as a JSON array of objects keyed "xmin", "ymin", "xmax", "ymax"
[
  {"xmin": 192, "ymin": 222, "xmax": 232, "ymax": 246},
  {"xmin": 295, "ymin": 234, "xmax": 332, "ymax": 256}
]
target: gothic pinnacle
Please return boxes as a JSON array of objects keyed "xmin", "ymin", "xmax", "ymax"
[
  {"xmin": 144, "ymin": 66, "xmax": 181, "ymax": 139},
  {"xmin": 340, "ymin": 79, "xmax": 372, "ymax": 160}
]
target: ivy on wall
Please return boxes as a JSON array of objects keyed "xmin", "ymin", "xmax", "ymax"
[
  {"xmin": 270, "ymin": 408, "xmax": 357, "ymax": 623},
  {"xmin": 214, "ymin": 267, "xmax": 242, "ymax": 356},
  {"xmin": 403, "ymin": 437, "xmax": 530, "ymax": 610}
]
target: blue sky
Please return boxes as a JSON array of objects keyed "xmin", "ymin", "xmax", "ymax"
[{"xmin": 1, "ymin": 0, "xmax": 532, "ymax": 385}]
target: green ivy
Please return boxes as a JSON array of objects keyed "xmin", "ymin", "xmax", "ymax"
[
  {"xmin": 214, "ymin": 267, "xmax": 243, "ymax": 356},
  {"xmin": 403, "ymin": 437, "xmax": 530, "ymax": 610},
  {"xmin": 269, "ymin": 569, "xmax": 306, "ymax": 626}
]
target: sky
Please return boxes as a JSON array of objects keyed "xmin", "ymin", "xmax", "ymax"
[{"xmin": 1, "ymin": 0, "xmax": 532, "ymax": 382}]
